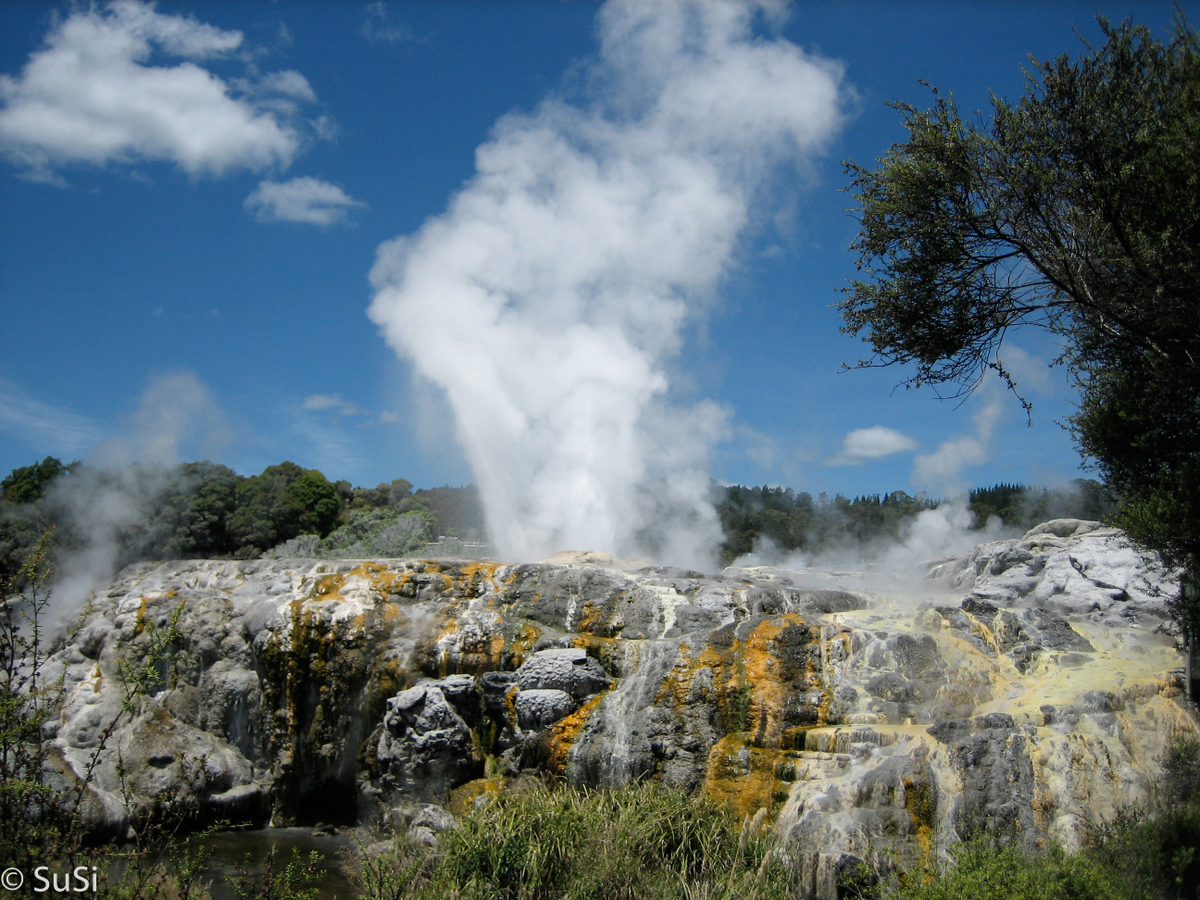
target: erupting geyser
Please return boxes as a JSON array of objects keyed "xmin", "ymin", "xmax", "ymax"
[{"xmin": 368, "ymin": 0, "xmax": 846, "ymax": 565}]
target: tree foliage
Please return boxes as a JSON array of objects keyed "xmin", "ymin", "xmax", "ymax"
[
  {"xmin": 0, "ymin": 456, "xmax": 74, "ymax": 504},
  {"xmin": 0, "ymin": 457, "xmax": 489, "ymax": 575},
  {"xmin": 226, "ymin": 462, "xmax": 341, "ymax": 554},
  {"xmin": 713, "ymin": 481, "xmax": 1104, "ymax": 565},
  {"xmin": 840, "ymin": 16, "xmax": 1200, "ymax": 584}
]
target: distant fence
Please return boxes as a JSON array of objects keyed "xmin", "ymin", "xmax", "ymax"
[{"xmin": 423, "ymin": 537, "xmax": 492, "ymax": 556}]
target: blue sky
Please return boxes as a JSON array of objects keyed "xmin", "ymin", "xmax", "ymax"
[{"xmin": 0, "ymin": 0, "xmax": 1190, "ymax": 516}]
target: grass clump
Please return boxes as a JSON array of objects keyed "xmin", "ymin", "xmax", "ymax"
[{"xmin": 350, "ymin": 778, "xmax": 796, "ymax": 900}]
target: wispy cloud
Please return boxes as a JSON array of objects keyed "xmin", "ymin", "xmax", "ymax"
[
  {"xmin": 0, "ymin": 380, "xmax": 103, "ymax": 459},
  {"xmin": 996, "ymin": 343, "xmax": 1052, "ymax": 394},
  {"xmin": 912, "ymin": 392, "xmax": 1004, "ymax": 495},
  {"xmin": 301, "ymin": 393, "xmax": 370, "ymax": 417},
  {"xmin": 826, "ymin": 425, "xmax": 917, "ymax": 466},
  {"xmin": 246, "ymin": 177, "xmax": 367, "ymax": 226},
  {"xmin": 0, "ymin": 0, "xmax": 318, "ymax": 181},
  {"xmin": 361, "ymin": 1, "xmax": 415, "ymax": 43},
  {"xmin": 289, "ymin": 399, "xmax": 373, "ymax": 479}
]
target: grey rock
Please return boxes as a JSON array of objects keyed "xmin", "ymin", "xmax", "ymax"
[
  {"xmin": 196, "ymin": 660, "xmax": 263, "ymax": 760},
  {"xmin": 984, "ymin": 606, "xmax": 1093, "ymax": 672},
  {"xmin": 514, "ymin": 689, "xmax": 576, "ymax": 731},
  {"xmin": 1025, "ymin": 519, "xmax": 1102, "ymax": 539},
  {"xmin": 479, "ymin": 670, "xmax": 519, "ymax": 718},
  {"xmin": 664, "ymin": 603, "xmax": 720, "ymax": 636},
  {"xmin": 926, "ymin": 720, "xmax": 972, "ymax": 744},
  {"xmin": 406, "ymin": 803, "xmax": 458, "ymax": 847},
  {"xmin": 948, "ymin": 726, "xmax": 1037, "ymax": 844},
  {"xmin": 107, "ymin": 704, "xmax": 264, "ymax": 827},
  {"xmin": 515, "ymin": 649, "xmax": 611, "ymax": 699},
  {"xmin": 378, "ymin": 680, "xmax": 483, "ymax": 801},
  {"xmin": 933, "ymin": 523, "xmax": 1175, "ymax": 627},
  {"xmin": 412, "ymin": 803, "xmax": 457, "ymax": 833},
  {"xmin": 30, "ymin": 522, "xmax": 1194, "ymax": 896}
]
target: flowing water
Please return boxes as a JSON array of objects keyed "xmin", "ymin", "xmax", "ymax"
[{"xmin": 582, "ymin": 638, "xmax": 677, "ymax": 786}]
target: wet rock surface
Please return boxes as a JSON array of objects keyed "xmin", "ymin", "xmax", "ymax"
[{"xmin": 41, "ymin": 522, "xmax": 1197, "ymax": 899}]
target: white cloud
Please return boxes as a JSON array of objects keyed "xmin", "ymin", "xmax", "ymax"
[
  {"xmin": 369, "ymin": 0, "xmax": 847, "ymax": 566},
  {"xmin": 301, "ymin": 393, "xmax": 370, "ymax": 417},
  {"xmin": 0, "ymin": 0, "xmax": 314, "ymax": 179},
  {"xmin": 911, "ymin": 435, "xmax": 987, "ymax": 493},
  {"xmin": 104, "ymin": 0, "xmax": 243, "ymax": 58},
  {"xmin": 246, "ymin": 177, "xmax": 366, "ymax": 226},
  {"xmin": 912, "ymin": 393, "xmax": 1004, "ymax": 496},
  {"xmin": 254, "ymin": 70, "xmax": 317, "ymax": 103},
  {"xmin": 361, "ymin": 2, "xmax": 415, "ymax": 43},
  {"xmin": 827, "ymin": 425, "xmax": 917, "ymax": 466},
  {"xmin": 996, "ymin": 343, "xmax": 1051, "ymax": 394},
  {"xmin": 0, "ymin": 380, "xmax": 103, "ymax": 459}
]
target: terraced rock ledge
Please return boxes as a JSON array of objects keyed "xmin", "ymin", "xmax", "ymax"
[{"xmin": 43, "ymin": 519, "xmax": 1197, "ymax": 898}]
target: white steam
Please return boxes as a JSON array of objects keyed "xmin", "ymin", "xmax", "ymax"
[
  {"xmin": 89, "ymin": 371, "xmax": 231, "ymax": 469},
  {"xmin": 47, "ymin": 372, "xmax": 230, "ymax": 624},
  {"xmin": 734, "ymin": 502, "xmax": 1012, "ymax": 583},
  {"xmin": 368, "ymin": 0, "xmax": 845, "ymax": 566},
  {"xmin": 734, "ymin": 386, "xmax": 1021, "ymax": 583}
]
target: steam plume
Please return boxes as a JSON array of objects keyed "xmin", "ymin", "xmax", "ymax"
[
  {"xmin": 47, "ymin": 372, "xmax": 230, "ymax": 624},
  {"xmin": 368, "ymin": 0, "xmax": 845, "ymax": 566}
]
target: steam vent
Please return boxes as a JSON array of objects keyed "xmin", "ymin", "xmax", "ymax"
[{"xmin": 46, "ymin": 519, "xmax": 1196, "ymax": 898}]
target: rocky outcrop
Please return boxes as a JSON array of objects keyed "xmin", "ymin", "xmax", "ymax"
[{"xmin": 40, "ymin": 521, "xmax": 1196, "ymax": 898}]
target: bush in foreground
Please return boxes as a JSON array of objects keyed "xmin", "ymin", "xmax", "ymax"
[
  {"xmin": 885, "ymin": 842, "xmax": 1130, "ymax": 900},
  {"xmin": 351, "ymin": 779, "xmax": 798, "ymax": 900}
]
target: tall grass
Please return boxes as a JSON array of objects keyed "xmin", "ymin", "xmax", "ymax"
[
  {"xmin": 350, "ymin": 778, "xmax": 797, "ymax": 900},
  {"xmin": 350, "ymin": 741, "xmax": 1200, "ymax": 900}
]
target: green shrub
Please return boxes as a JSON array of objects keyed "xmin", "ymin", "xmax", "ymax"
[
  {"xmin": 1159, "ymin": 731, "xmax": 1200, "ymax": 807},
  {"xmin": 230, "ymin": 847, "xmax": 323, "ymax": 900},
  {"xmin": 1075, "ymin": 730, "xmax": 1200, "ymax": 900},
  {"xmin": 1089, "ymin": 804, "xmax": 1200, "ymax": 900},
  {"xmin": 263, "ymin": 509, "xmax": 435, "ymax": 559},
  {"xmin": 0, "ymin": 533, "xmax": 74, "ymax": 873},
  {"xmin": 887, "ymin": 842, "xmax": 1132, "ymax": 900}
]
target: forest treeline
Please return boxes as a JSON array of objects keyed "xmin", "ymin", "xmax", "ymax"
[
  {"xmin": 715, "ymin": 479, "xmax": 1116, "ymax": 563},
  {"xmin": 0, "ymin": 456, "xmax": 484, "ymax": 582},
  {"xmin": 0, "ymin": 455, "xmax": 1115, "ymax": 579}
]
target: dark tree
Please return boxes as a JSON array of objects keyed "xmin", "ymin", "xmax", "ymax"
[
  {"xmin": 227, "ymin": 462, "xmax": 342, "ymax": 554},
  {"xmin": 0, "ymin": 457, "xmax": 74, "ymax": 505},
  {"xmin": 840, "ymin": 17, "xmax": 1200, "ymax": 635},
  {"xmin": 147, "ymin": 461, "xmax": 240, "ymax": 558}
]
